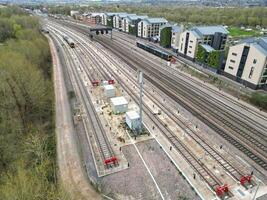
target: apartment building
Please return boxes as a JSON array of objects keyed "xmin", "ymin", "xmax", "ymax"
[
  {"xmin": 159, "ymin": 24, "xmax": 183, "ymax": 48},
  {"xmin": 87, "ymin": 13, "xmax": 104, "ymax": 24},
  {"xmin": 178, "ymin": 26, "xmax": 228, "ymax": 60},
  {"xmin": 113, "ymin": 13, "xmax": 136, "ymax": 30},
  {"xmin": 223, "ymin": 37, "xmax": 267, "ymax": 89},
  {"xmin": 137, "ymin": 18, "xmax": 168, "ymax": 38},
  {"xmin": 122, "ymin": 15, "xmax": 148, "ymax": 34},
  {"xmin": 102, "ymin": 12, "xmax": 126, "ymax": 27},
  {"xmin": 171, "ymin": 25, "xmax": 184, "ymax": 51}
]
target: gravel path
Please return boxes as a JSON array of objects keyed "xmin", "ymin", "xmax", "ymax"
[
  {"xmin": 100, "ymin": 139, "xmax": 201, "ymax": 200},
  {"xmin": 48, "ymin": 35, "xmax": 101, "ymax": 200}
]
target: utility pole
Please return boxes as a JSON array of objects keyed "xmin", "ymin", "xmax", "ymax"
[{"xmin": 138, "ymin": 71, "xmax": 144, "ymax": 134}]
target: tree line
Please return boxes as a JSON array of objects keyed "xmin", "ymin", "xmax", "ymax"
[
  {"xmin": 47, "ymin": 4, "xmax": 267, "ymax": 28},
  {"xmin": 0, "ymin": 6, "xmax": 68, "ymax": 199}
]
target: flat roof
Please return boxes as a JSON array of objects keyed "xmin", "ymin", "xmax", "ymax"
[
  {"xmin": 144, "ymin": 18, "xmax": 168, "ymax": 24},
  {"xmin": 118, "ymin": 13, "xmax": 136, "ymax": 18},
  {"xmin": 103, "ymin": 85, "xmax": 114, "ymax": 90},
  {"xmin": 126, "ymin": 111, "xmax": 140, "ymax": 120},
  {"xmin": 127, "ymin": 15, "xmax": 148, "ymax": 21},
  {"xmin": 110, "ymin": 96, "xmax": 128, "ymax": 106},
  {"xmin": 200, "ymin": 44, "xmax": 215, "ymax": 53},
  {"xmin": 192, "ymin": 25, "xmax": 229, "ymax": 36},
  {"xmin": 172, "ymin": 25, "xmax": 182, "ymax": 33},
  {"xmin": 105, "ymin": 12, "xmax": 126, "ymax": 16}
]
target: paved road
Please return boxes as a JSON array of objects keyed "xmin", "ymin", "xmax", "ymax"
[{"xmin": 47, "ymin": 35, "xmax": 101, "ymax": 200}]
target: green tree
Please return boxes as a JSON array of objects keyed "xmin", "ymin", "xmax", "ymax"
[
  {"xmin": 207, "ymin": 50, "xmax": 222, "ymax": 69},
  {"xmin": 196, "ymin": 45, "xmax": 207, "ymax": 63},
  {"xmin": 160, "ymin": 26, "xmax": 171, "ymax": 48}
]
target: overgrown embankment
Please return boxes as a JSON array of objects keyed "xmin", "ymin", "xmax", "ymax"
[{"xmin": 0, "ymin": 6, "xmax": 68, "ymax": 199}]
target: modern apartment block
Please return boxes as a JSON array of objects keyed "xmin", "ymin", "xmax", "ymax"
[
  {"xmin": 113, "ymin": 13, "xmax": 136, "ymax": 30},
  {"xmin": 102, "ymin": 12, "xmax": 126, "ymax": 27},
  {"xmin": 223, "ymin": 37, "xmax": 267, "ymax": 89},
  {"xmin": 87, "ymin": 13, "xmax": 103, "ymax": 24},
  {"xmin": 171, "ymin": 25, "xmax": 184, "ymax": 51},
  {"xmin": 178, "ymin": 26, "xmax": 228, "ymax": 60},
  {"xmin": 122, "ymin": 15, "xmax": 148, "ymax": 35},
  {"xmin": 137, "ymin": 18, "xmax": 168, "ymax": 39}
]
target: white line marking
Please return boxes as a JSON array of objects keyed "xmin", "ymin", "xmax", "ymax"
[
  {"xmin": 143, "ymin": 123, "xmax": 207, "ymax": 200},
  {"xmin": 125, "ymin": 130, "xmax": 165, "ymax": 200}
]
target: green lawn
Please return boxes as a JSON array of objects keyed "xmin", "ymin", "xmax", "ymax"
[{"xmin": 228, "ymin": 27, "xmax": 261, "ymax": 37}]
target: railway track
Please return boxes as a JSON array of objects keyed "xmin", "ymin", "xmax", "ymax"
[
  {"xmin": 106, "ymin": 32, "xmax": 267, "ymax": 131},
  {"xmin": 90, "ymin": 35, "xmax": 267, "ymax": 167},
  {"xmin": 60, "ymin": 19, "xmax": 267, "ymax": 129},
  {"xmin": 73, "ymin": 33, "xmax": 225, "ymax": 192},
  {"xmin": 49, "ymin": 27, "xmax": 117, "ymax": 169},
  {"xmin": 91, "ymin": 40, "xmax": 248, "ymax": 182},
  {"xmin": 54, "ymin": 17, "xmax": 267, "ymax": 170},
  {"xmin": 56, "ymin": 26, "xmax": 243, "ymax": 194}
]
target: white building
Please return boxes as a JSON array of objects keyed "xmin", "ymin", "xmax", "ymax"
[
  {"xmin": 178, "ymin": 26, "xmax": 228, "ymax": 60},
  {"xmin": 113, "ymin": 13, "xmax": 136, "ymax": 30},
  {"xmin": 125, "ymin": 111, "xmax": 140, "ymax": 130},
  {"xmin": 122, "ymin": 15, "xmax": 148, "ymax": 33},
  {"xmin": 110, "ymin": 96, "xmax": 128, "ymax": 114},
  {"xmin": 70, "ymin": 10, "xmax": 79, "ymax": 17},
  {"xmin": 137, "ymin": 18, "xmax": 168, "ymax": 38},
  {"xmin": 103, "ymin": 85, "xmax": 115, "ymax": 98},
  {"xmin": 223, "ymin": 37, "xmax": 267, "ymax": 89},
  {"xmin": 101, "ymin": 12, "xmax": 126, "ymax": 26},
  {"xmin": 171, "ymin": 25, "xmax": 184, "ymax": 51}
]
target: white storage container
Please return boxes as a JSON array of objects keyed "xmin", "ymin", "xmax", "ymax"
[
  {"xmin": 102, "ymin": 80, "xmax": 109, "ymax": 85},
  {"xmin": 110, "ymin": 96, "xmax": 128, "ymax": 114},
  {"xmin": 126, "ymin": 111, "xmax": 140, "ymax": 130},
  {"xmin": 103, "ymin": 85, "xmax": 115, "ymax": 98}
]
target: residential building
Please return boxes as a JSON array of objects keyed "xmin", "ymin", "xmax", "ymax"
[
  {"xmin": 70, "ymin": 10, "xmax": 79, "ymax": 17},
  {"xmin": 102, "ymin": 12, "xmax": 126, "ymax": 27},
  {"xmin": 137, "ymin": 18, "xmax": 168, "ymax": 39},
  {"xmin": 171, "ymin": 25, "xmax": 184, "ymax": 51},
  {"xmin": 159, "ymin": 24, "xmax": 183, "ymax": 48},
  {"xmin": 159, "ymin": 24, "xmax": 172, "ymax": 47},
  {"xmin": 122, "ymin": 15, "xmax": 148, "ymax": 35},
  {"xmin": 223, "ymin": 37, "xmax": 267, "ymax": 89},
  {"xmin": 178, "ymin": 26, "xmax": 228, "ymax": 60},
  {"xmin": 113, "ymin": 13, "xmax": 136, "ymax": 30},
  {"xmin": 87, "ymin": 13, "xmax": 104, "ymax": 25}
]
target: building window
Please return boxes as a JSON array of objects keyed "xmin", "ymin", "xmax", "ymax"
[
  {"xmin": 230, "ymin": 59, "xmax": 235, "ymax": 63},
  {"xmin": 253, "ymin": 59, "xmax": 257, "ymax": 64},
  {"xmin": 261, "ymin": 77, "xmax": 267, "ymax": 83},
  {"xmin": 249, "ymin": 67, "xmax": 254, "ymax": 79},
  {"xmin": 188, "ymin": 51, "xmax": 192, "ymax": 53},
  {"xmin": 229, "ymin": 66, "xmax": 234, "ymax": 70},
  {"xmin": 182, "ymin": 38, "xmax": 184, "ymax": 41},
  {"xmin": 189, "ymin": 46, "xmax": 192, "ymax": 48},
  {"xmin": 190, "ymin": 40, "xmax": 193, "ymax": 43},
  {"xmin": 232, "ymin": 53, "xmax": 237, "ymax": 56}
]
